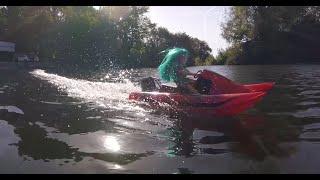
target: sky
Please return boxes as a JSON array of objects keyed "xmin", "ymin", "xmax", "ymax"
[{"xmin": 147, "ymin": 6, "xmax": 230, "ymax": 56}]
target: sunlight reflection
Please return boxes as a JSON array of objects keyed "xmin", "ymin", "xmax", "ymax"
[
  {"xmin": 114, "ymin": 164, "xmax": 122, "ymax": 169},
  {"xmin": 136, "ymin": 112, "xmax": 146, "ymax": 117},
  {"xmin": 103, "ymin": 136, "xmax": 120, "ymax": 152}
]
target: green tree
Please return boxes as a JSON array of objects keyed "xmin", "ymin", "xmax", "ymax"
[
  {"xmin": 0, "ymin": 6, "xmax": 216, "ymax": 69},
  {"xmin": 220, "ymin": 6, "xmax": 320, "ymax": 64}
]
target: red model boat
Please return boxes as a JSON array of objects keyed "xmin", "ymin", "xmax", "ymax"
[{"xmin": 129, "ymin": 70, "xmax": 274, "ymax": 117}]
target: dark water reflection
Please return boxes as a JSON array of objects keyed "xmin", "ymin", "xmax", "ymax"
[{"xmin": 0, "ymin": 64, "xmax": 320, "ymax": 173}]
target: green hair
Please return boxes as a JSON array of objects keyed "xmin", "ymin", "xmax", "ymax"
[{"xmin": 158, "ymin": 48, "xmax": 189, "ymax": 82}]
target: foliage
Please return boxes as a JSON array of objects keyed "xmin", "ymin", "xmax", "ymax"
[
  {"xmin": 0, "ymin": 6, "xmax": 212, "ymax": 69},
  {"xmin": 220, "ymin": 6, "xmax": 320, "ymax": 64}
]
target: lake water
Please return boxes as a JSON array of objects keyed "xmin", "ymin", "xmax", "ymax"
[{"xmin": 0, "ymin": 64, "xmax": 320, "ymax": 173}]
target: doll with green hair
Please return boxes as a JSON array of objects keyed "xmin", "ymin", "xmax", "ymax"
[{"xmin": 158, "ymin": 48, "xmax": 199, "ymax": 94}]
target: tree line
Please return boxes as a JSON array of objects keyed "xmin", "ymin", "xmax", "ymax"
[
  {"xmin": 219, "ymin": 6, "xmax": 320, "ymax": 64},
  {"xmin": 0, "ymin": 6, "xmax": 215, "ymax": 70},
  {"xmin": 1, "ymin": 6, "xmax": 319, "ymax": 68}
]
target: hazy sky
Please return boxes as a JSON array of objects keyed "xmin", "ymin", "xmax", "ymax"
[{"xmin": 147, "ymin": 6, "xmax": 231, "ymax": 56}]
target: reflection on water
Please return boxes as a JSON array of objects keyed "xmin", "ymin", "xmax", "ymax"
[
  {"xmin": 103, "ymin": 136, "xmax": 121, "ymax": 152},
  {"xmin": 167, "ymin": 114, "xmax": 298, "ymax": 161},
  {"xmin": 0, "ymin": 106, "xmax": 24, "ymax": 114},
  {"xmin": 0, "ymin": 65, "xmax": 319, "ymax": 173}
]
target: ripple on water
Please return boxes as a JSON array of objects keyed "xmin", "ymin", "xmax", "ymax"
[
  {"xmin": 300, "ymin": 123, "xmax": 320, "ymax": 142},
  {"xmin": 292, "ymin": 108, "xmax": 320, "ymax": 118},
  {"xmin": 298, "ymin": 90, "xmax": 320, "ymax": 96},
  {"xmin": 0, "ymin": 106, "xmax": 24, "ymax": 115},
  {"xmin": 297, "ymin": 102, "xmax": 318, "ymax": 106}
]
